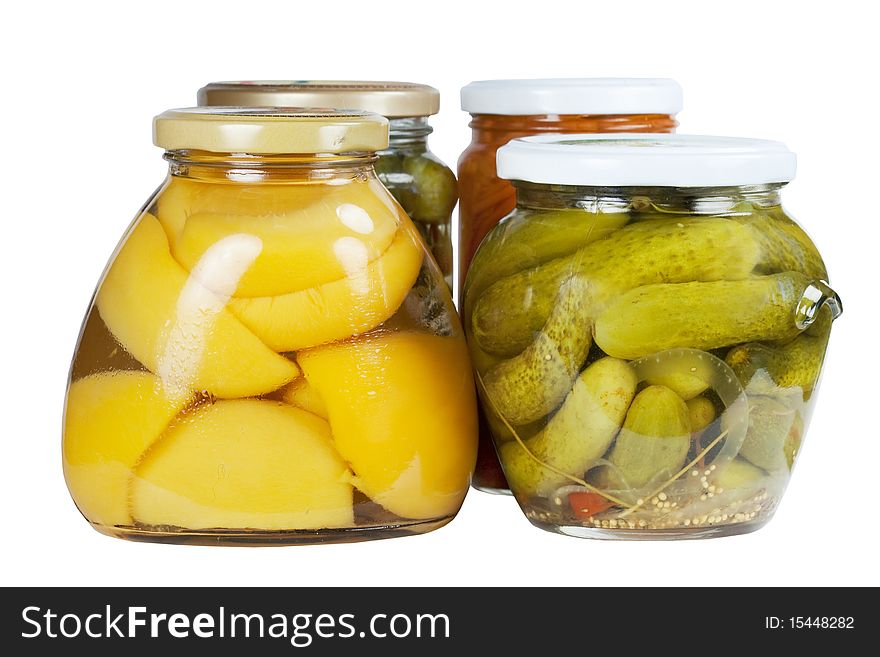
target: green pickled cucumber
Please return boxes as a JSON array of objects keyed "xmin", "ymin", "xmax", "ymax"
[
  {"xmin": 739, "ymin": 396, "xmax": 802, "ymax": 471},
  {"xmin": 631, "ymin": 200, "xmax": 827, "ymax": 280},
  {"xmin": 375, "ymin": 151, "xmax": 417, "ymax": 213},
  {"xmin": 472, "ymin": 217, "xmax": 761, "ymax": 357},
  {"xmin": 401, "ymin": 154, "xmax": 458, "ymax": 223},
  {"xmin": 686, "ymin": 396, "xmax": 716, "ymax": 432},
  {"xmin": 630, "ymin": 349, "xmax": 751, "ymax": 471},
  {"xmin": 499, "ymin": 358, "xmax": 638, "ymax": 496},
  {"xmin": 603, "ymin": 385, "xmax": 692, "ymax": 490},
  {"xmin": 631, "ymin": 348, "xmax": 738, "ymax": 405},
  {"xmin": 594, "ymin": 272, "xmax": 811, "ymax": 360},
  {"xmin": 465, "ymin": 209, "xmax": 630, "ymax": 298},
  {"xmin": 646, "ymin": 372, "xmax": 708, "ymax": 400},
  {"xmin": 711, "ymin": 458, "xmax": 767, "ymax": 490},
  {"xmin": 733, "ymin": 208, "xmax": 827, "ymax": 280},
  {"xmin": 481, "ymin": 276, "xmax": 593, "ymax": 425},
  {"xmin": 727, "ymin": 309, "xmax": 831, "ymax": 395},
  {"xmin": 374, "ymin": 151, "xmax": 405, "ymax": 178}
]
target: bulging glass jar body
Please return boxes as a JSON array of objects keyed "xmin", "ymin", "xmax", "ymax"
[
  {"xmin": 63, "ymin": 150, "xmax": 477, "ymax": 545},
  {"xmin": 376, "ymin": 117, "xmax": 457, "ymax": 288},
  {"xmin": 458, "ymin": 112, "xmax": 678, "ymax": 492},
  {"xmin": 464, "ymin": 182, "xmax": 840, "ymax": 539}
]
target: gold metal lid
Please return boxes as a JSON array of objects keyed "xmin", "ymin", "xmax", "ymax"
[
  {"xmin": 198, "ymin": 81, "xmax": 441, "ymax": 118},
  {"xmin": 153, "ymin": 107, "xmax": 389, "ymax": 154}
]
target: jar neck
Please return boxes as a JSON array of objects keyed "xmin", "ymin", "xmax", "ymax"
[
  {"xmin": 164, "ymin": 149, "xmax": 377, "ymax": 183},
  {"xmin": 468, "ymin": 113, "xmax": 679, "ymax": 145},
  {"xmin": 514, "ymin": 182, "xmax": 785, "ymax": 214},
  {"xmin": 387, "ymin": 116, "xmax": 432, "ymax": 149}
]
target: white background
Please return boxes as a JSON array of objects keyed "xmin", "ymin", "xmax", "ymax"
[{"xmin": 2, "ymin": 0, "xmax": 876, "ymax": 587}]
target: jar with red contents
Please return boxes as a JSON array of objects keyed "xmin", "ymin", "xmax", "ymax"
[{"xmin": 457, "ymin": 79, "xmax": 683, "ymax": 493}]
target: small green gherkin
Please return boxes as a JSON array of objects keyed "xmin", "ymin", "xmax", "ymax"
[
  {"xmin": 472, "ymin": 217, "xmax": 762, "ymax": 357},
  {"xmin": 375, "ymin": 151, "xmax": 417, "ymax": 214},
  {"xmin": 604, "ymin": 385, "xmax": 692, "ymax": 490},
  {"xmin": 726, "ymin": 308, "xmax": 832, "ymax": 396},
  {"xmin": 594, "ymin": 272, "xmax": 812, "ymax": 360},
  {"xmin": 686, "ymin": 396, "xmax": 716, "ymax": 432},
  {"xmin": 373, "ymin": 150, "xmax": 405, "ymax": 178},
  {"xmin": 733, "ymin": 208, "xmax": 827, "ymax": 280},
  {"xmin": 465, "ymin": 209, "xmax": 629, "ymax": 299},
  {"xmin": 401, "ymin": 154, "xmax": 458, "ymax": 224},
  {"xmin": 645, "ymin": 371, "xmax": 708, "ymax": 401},
  {"xmin": 481, "ymin": 275, "xmax": 593, "ymax": 426},
  {"xmin": 499, "ymin": 357, "xmax": 638, "ymax": 496}
]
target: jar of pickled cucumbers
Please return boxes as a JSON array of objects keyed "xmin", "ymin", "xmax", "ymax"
[
  {"xmin": 458, "ymin": 78, "xmax": 682, "ymax": 493},
  {"xmin": 63, "ymin": 107, "xmax": 477, "ymax": 545},
  {"xmin": 198, "ymin": 81, "xmax": 458, "ymax": 287},
  {"xmin": 464, "ymin": 134, "xmax": 842, "ymax": 539}
]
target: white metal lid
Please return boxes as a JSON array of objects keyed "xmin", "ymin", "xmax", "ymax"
[
  {"xmin": 460, "ymin": 78, "xmax": 683, "ymax": 116},
  {"xmin": 496, "ymin": 134, "xmax": 797, "ymax": 187}
]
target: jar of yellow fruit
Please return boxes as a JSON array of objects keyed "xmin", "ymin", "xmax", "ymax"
[{"xmin": 63, "ymin": 107, "xmax": 478, "ymax": 545}]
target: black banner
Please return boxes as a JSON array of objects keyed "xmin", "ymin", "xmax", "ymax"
[{"xmin": 1, "ymin": 587, "xmax": 869, "ymax": 653}]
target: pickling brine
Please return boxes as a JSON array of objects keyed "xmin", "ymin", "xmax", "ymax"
[
  {"xmin": 464, "ymin": 134, "xmax": 841, "ymax": 539},
  {"xmin": 63, "ymin": 108, "xmax": 477, "ymax": 545}
]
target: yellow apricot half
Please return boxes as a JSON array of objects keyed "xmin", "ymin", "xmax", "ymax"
[
  {"xmin": 158, "ymin": 175, "xmax": 349, "ymax": 222},
  {"xmin": 130, "ymin": 400, "xmax": 354, "ymax": 530},
  {"xmin": 157, "ymin": 176, "xmax": 402, "ymax": 298},
  {"xmin": 63, "ymin": 371, "xmax": 189, "ymax": 527},
  {"xmin": 280, "ymin": 378, "xmax": 328, "ymax": 419},
  {"xmin": 229, "ymin": 223, "xmax": 424, "ymax": 352},
  {"xmin": 298, "ymin": 332, "xmax": 478, "ymax": 520},
  {"xmin": 97, "ymin": 214, "xmax": 299, "ymax": 399}
]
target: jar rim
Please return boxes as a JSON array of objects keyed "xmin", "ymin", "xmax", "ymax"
[
  {"xmin": 497, "ymin": 133, "xmax": 797, "ymax": 187},
  {"xmin": 198, "ymin": 81, "xmax": 440, "ymax": 118},
  {"xmin": 153, "ymin": 106, "xmax": 389, "ymax": 155}
]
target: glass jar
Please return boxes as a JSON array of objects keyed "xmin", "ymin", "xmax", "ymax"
[
  {"xmin": 464, "ymin": 134, "xmax": 842, "ymax": 539},
  {"xmin": 198, "ymin": 81, "xmax": 457, "ymax": 287},
  {"xmin": 63, "ymin": 107, "xmax": 477, "ymax": 545},
  {"xmin": 457, "ymin": 78, "xmax": 682, "ymax": 493}
]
